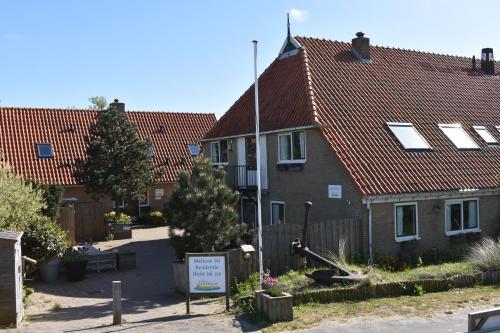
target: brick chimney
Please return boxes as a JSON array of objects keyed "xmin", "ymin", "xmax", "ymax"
[
  {"xmin": 352, "ymin": 32, "xmax": 371, "ymax": 62},
  {"xmin": 109, "ymin": 98, "xmax": 125, "ymax": 112},
  {"xmin": 481, "ymin": 48, "xmax": 495, "ymax": 75}
]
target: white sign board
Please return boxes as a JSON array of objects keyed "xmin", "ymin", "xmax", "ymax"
[
  {"xmin": 328, "ymin": 185, "xmax": 342, "ymax": 199},
  {"xmin": 188, "ymin": 255, "xmax": 226, "ymax": 293}
]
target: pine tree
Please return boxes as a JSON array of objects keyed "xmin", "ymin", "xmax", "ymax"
[
  {"xmin": 74, "ymin": 102, "xmax": 156, "ymax": 208},
  {"xmin": 167, "ymin": 157, "xmax": 246, "ymax": 259}
]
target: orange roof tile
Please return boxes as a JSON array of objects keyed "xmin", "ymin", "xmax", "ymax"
[{"xmin": 0, "ymin": 107, "xmax": 216, "ymax": 185}]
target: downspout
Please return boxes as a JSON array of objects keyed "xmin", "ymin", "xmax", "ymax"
[{"xmin": 366, "ymin": 199, "xmax": 373, "ymax": 265}]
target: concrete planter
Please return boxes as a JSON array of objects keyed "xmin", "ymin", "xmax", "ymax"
[
  {"xmin": 108, "ymin": 223, "xmax": 132, "ymax": 240},
  {"xmin": 172, "ymin": 261, "xmax": 187, "ymax": 293},
  {"xmin": 256, "ymin": 290, "xmax": 293, "ymax": 323}
]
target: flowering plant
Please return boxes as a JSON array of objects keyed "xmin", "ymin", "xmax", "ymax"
[
  {"xmin": 263, "ymin": 274, "xmax": 283, "ymax": 297},
  {"xmin": 104, "ymin": 211, "xmax": 132, "ymax": 224}
]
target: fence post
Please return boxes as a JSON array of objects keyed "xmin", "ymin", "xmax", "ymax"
[{"xmin": 112, "ymin": 281, "xmax": 122, "ymax": 325}]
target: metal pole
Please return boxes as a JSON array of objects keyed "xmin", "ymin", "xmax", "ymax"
[{"xmin": 253, "ymin": 40, "xmax": 264, "ymax": 289}]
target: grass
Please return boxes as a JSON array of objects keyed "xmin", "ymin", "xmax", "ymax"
[
  {"xmin": 277, "ymin": 262, "xmax": 479, "ymax": 294},
  {"xmin": 51, "ymin": 303, "xmax": 62, "ymax": 312},
  {"xmin": 263, "ymin": 285, "xmax": 500, "ymax": 332}
]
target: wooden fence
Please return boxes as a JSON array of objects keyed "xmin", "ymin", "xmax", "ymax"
[
  {"xmin": 260, "ymin": 217, "xmax": 360, "ymax": 275},
  {"xmin": 57, "ymin": 206, "xmax": 76, "ymax": 246}
]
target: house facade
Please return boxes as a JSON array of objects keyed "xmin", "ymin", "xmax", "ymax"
[
  {"xmin": 0, "ymin": 100, "xmax": 216, "ymax": 241},
  {"xmin": 203, "ymin": 32, "xmax": 500, "ymax": 260}
]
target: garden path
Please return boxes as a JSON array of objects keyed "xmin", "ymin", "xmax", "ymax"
[{"xmin": 19, "ymin": 227, "xmax": 257, "ymax": 333}]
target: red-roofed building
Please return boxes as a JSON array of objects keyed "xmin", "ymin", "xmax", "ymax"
[
  {"xmin": 0, "ymin": 100, "xmax": 216, "ymax": 241},
  {"xmin": 203, "ymin": 32, "xmax": 500, "ymax": 260}
]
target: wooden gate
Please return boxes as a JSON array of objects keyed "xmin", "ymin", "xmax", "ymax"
[
  {"xmin": 57, "ymin": 206, "xmax": 76, "ymax": 246},
  {"xmin": 74, "ymin": 202, "xmax": 106, "ymax": 242}
]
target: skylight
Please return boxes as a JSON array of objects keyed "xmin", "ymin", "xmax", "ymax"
[
  {"xmin": 148, "ymin": 146, "xmax": 156, "ymax": 158},
  {"xmin": 496, "ymin": 126, "xmax": 500, "ymax": 134},
  {"xmin": 439, "ymin": 124, "xmax": 479, "ymax": 150},
  {"xmin": 386, "ymin": 122, "xmax": 431, "ymax": 150},
  {"xmin": 37, "ymin": 143, "xmax": 53, "ymax": 158},
  {"xmin": 188, "ymin": 144, "xmax": 200, "ymax": 156},
  {"xmin": 473, "ymin": 126, "xmax": 497, "ymax": 144}
]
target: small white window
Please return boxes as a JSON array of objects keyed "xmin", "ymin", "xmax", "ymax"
[
  {"xmin": 473, "ymin": 126, "xmax": 497, "ymax": 144},
  {"xmin": 278, "ymin": 131, "xmax": 306, "ymax": 163},
  {"xmin": 439, "ymin": 124, "xmax": 479, "ymax": 150},
  {"xmin": 270, "ymin": 201, "xmax": 285, "ymax": 225},
  {"xmin": 210, "ymin": 140, "xmax": 228, "ymax": 164},
  {"xmin": 445, "ymin": 198, "xmax": 480, "ymax": 236},
  {"xmin": 387, "ymin": 123, "xmax": 431, "ymax": 150},
  {"xmin": 188, "ymin": 144, "xmax": 200, "ymax": 156},
  {"xmin": 394, "ymin": 202, "xmax": 419, "ymax": 242},
  {"xmin": 37, "ymin": 143, "xmax": 53, "ymax": 158}
]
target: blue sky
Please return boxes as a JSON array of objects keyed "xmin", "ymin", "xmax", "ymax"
[{"xmin": 1, "ymin": 1, "xmax": 500, "ymax": 118}]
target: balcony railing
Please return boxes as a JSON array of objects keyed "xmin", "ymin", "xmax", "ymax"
[{"xmin": 225, "ymin": 165, "xmax": 258, "ymax": 190}]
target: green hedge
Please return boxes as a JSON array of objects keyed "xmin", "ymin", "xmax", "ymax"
[{"xmin": 293, "ymin": 273, "xmax": 482, "ymax": 305}]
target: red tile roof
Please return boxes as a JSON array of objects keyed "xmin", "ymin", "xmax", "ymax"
[
  {"xmin": 206, "ymin": 36, "xmax": 500, "ymax": 196},
  {"xmin": 0, "ymin": 107, "xmax": 216, "ymax": 185}
]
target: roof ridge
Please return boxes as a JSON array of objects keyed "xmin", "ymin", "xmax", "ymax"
[
  {"xmin": 0, "ymin": 106, "xmax": 214, "ymax": 116},
  {"xmin": 294, "ymin": 35, "xmax": 489, "ymax": 61}
]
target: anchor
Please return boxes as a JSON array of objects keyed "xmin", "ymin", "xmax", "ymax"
[{"xmin": 290, "ymin": 201, "xmax": 361, "ymax": 284}]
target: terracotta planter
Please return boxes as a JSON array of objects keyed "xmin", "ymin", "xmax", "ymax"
[
  {"xmin": 109, "ymin": 223, "xmax": 132, "ymax": 240},
  {"xmin": 256, "ymin": 290, "xmax": 293, "ymax": 322}
]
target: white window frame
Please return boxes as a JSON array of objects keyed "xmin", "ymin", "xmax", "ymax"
[
  {"xmin": 394, "ymin": 202, "xmax": 419, "ymax": 242},
  {"xmin": 438, "ymin": 124, "xmax": 479, "ymax": 150},
  {"xmin": 277, "ymin": 131, "xmax": 306, "ymax": 164},
  {"xmin": 210, "ymin": 140, "xmax": 228, "ymax": 165},
  {"xmin": 138, "ymin": 191, "xmax": 150, "ymax": 207},
  {"xmin": 445, "ymin": 198, "xmax": 480, "ymax": 236},
  {"xmin": 270, "ymin": 201, "xmax": 285, "ymax": 225},
  {"xmin": 386, "ymin": 122, "xmax": 432, "ymax": 150},
  {"xmin": 473, "ymin": 126, "xmax": 498, "ymax": 144}
]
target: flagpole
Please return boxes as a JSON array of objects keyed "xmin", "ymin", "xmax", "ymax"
[{"xmin": 253, "ymin": 40, "xmax": 264, "ymax": 288}]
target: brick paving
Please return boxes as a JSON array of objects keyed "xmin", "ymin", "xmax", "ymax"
[{"xmin": 16, "ymin": 227, "xmax": 258, "ymax": 333}]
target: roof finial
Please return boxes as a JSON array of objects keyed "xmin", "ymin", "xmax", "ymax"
[{"xmin": 287, "ymin": 13, "xmax": 291, "ymax": 39}]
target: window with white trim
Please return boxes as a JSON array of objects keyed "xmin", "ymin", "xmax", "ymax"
[
  {"xmin": 445, "ymin": 198, "xmax": 479, "ymax": 235},
  {"xmin": 439, "ymin": 124, "xmax": 479, "ymax": 150},
  {"xmin": 138, "ymin": 191, "xmax": 149, "ymax": 207},
  {"xmin": 394, "ymin": 202, "xmax": 418, "ymax": 242},
  {"xmin": 473, "ymin": 126, "xmax": 497, "ymax": 144},
  {"xmin": 270, "ymin": 201, "xmax": 285, "ymax": 225},
  {"xmin": 278, "ymin": 131, "xmax": 305, "ymax": 163},
  {"xmin": 387, "ymin": 123, "xmax": 431, "ymax": 150},
  {"xmin": 37, "ymin": 143, "xmax": 53, "ymax": 158},
  {"xmin": 210, "ymin": 140, "xmax": 228, "ymax": 164}
]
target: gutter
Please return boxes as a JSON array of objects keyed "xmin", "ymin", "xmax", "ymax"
[
  {"xmin": 200, "ymin": 125, "xmax": 318, "ymax": 142},
  {"xmin": 366, "ymin": 199, "xmax": 373, "ymax": 265},
  {"xmin": 362, "ymin": 188, "xmax": 500, "ymax": 204}
]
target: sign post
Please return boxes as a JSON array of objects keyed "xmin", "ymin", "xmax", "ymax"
[{"xmin": 185, "ymin": 252, "xmax": 229, "ymax": 314}]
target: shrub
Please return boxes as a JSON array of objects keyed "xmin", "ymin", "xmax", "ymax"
[
  {"xmin": 149, "ymin": 211, "xmax": 166, "ymax": 225},
  {"xmin": 104, "ymin": 211, "xmax": 131, "ymax": 224},
  {"xmin": 232, "ymin": 273, "xmax": 260, "ymax": 319},
  {"xmin": 263, "ymin": 274, "xmax": 283, "ymax": 297},
  {"xmin": 467, "ymin": 237, "xmax": 500, "ymax": 271},
  {"xmin": 413, "ymin": 284, "xmax": 425, "ymax": 296},
  {"xmin": 21, "ymin": 216, "xmax": 67, "ymax": 263},
  {"xmin": 167, "ymin": 157, "xmax": 245, "ymax": 259},
  {"xmin": 27, "ymin": 181, "xmax": 63, "ymax": 221}
]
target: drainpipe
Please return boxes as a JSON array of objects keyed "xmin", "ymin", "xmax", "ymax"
[{"xmin": 367, "ymin": 199, "xmax": 373, "ymax": 265}]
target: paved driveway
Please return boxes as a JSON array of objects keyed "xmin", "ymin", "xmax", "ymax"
[{"xmin": 19, "ymin": 227, "xmax": 257, "ymax": 333}]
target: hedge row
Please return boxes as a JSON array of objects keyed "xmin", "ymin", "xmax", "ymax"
[{"xmin": 293, "ymin": 273, "xmax": 482, "ymax": 305}]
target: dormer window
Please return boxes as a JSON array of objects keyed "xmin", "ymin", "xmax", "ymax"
[
  {"xmin": 386, "ymin": 122, "xmax": 431, "ymax": 150},
  {"xmin": 473, "ymin": 126, "xmax": 497, "ymax": 145},
  {"xmin": 438, "ymin": 124, "xmax": 479, "ymax": 150},
  {"xmin": 188, "ymin": 144, "xmax": 200, "ymax": 157},
  {"xmin": 37, "ymin": 143, "xmax": 53, "ymax": 158}
]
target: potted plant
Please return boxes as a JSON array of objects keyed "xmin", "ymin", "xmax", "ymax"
[
  {"xmin": 62, "ymin": 248, "xmax": 88, "ymax": 282},
  {"xmin": 105, "ymin": 211, "xmax": 133, "ymax": 240},
  {"xmin": 256, "ymin": 274, "xmax": 293, "ymax": 323}
]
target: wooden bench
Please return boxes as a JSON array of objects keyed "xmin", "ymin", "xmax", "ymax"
[{"xmin": 87, "ymin": 252, "xmax": 117, "ymax": 272}]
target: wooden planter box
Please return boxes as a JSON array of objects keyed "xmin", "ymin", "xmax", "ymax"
[
  {"xmin": 172, "ymin": 261, "xmax": 186, "ymax": 294},
  {"xmin": 483, "ymin": 270, "xmax": 500, "ymax": 285},
  {"xmin": 256, "ymin": 290, "xmax": 293, "ymax": 323},
  {"xmin": 117, "ymin": 251, "xmax": 136, "ymax": 270},
  {"xmin": 108, "ymin": 223, "xmax": 132, "ymax": 240}
]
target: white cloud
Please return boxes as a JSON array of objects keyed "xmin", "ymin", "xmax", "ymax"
[
  {"xmin": 289, "ymin": 8, "xmax": 308, "ymax": 22},
  {"xmin": 4, "ymin": 33, "xmax": 24, "ymax": 41}
]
